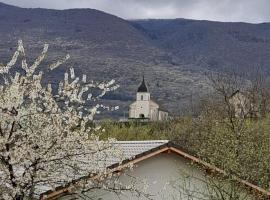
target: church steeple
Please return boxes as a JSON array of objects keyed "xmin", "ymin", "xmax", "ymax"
[{"xmin": 137, "ymin": 76, "xmax": 148, "ymax": 92}]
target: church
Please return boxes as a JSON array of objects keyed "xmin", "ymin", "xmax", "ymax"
[{"xmin": 129, "ymin": 77, "xmax": 169, "ymax": 121}]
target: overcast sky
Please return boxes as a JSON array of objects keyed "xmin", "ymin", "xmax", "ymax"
[{"xmin": 1, "ymin": 0, "xmax": 270, "ymax": 23}]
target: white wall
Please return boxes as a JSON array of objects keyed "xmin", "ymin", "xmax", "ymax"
[
  {"xmin": 134, "ymin": 100, "xmax": 150, "ymax": 118},
  {"xmin": 158, "ymin": 110, "xmax": 169, "ymax": 121},
  {"xmin": 131, "ymin": 92, "xmax": 150, "ymax": 118},
  {"xmin": 129, "ymin": 103, "xmax": 136, "ymax": 118},
  {"xmin": 136, "ymin": 92, "xmax": 150, "ymax": 102},
  {"xmin": 115, "ymin": 153, "xmax": 208, "ymax": 200}
]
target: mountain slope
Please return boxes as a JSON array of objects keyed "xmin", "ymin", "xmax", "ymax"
[
  {"xmin": 4, "ymin": 3, "xmax": 270, "ymax": 118},
  {"xmin": 0, "ymin": 2, "xmax": 212, "ymax": 118},
  {"xmin": 130, "ymin": 19, "xmax": 270, "ymax": 74}
]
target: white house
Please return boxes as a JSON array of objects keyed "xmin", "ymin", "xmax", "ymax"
[
  {"xmin": 129, "ymin": 77, "xmax": 169, "ymax": 121},
  {"xmin": 229, "ymin": 90, "xmax": 259, "ymax": 118},
  {"xmin": 43, "ymin": 141, "xmax": 269, "ymax": 200}
]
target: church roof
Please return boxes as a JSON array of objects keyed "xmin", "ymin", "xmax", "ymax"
[
  {"xmin": 137, "ymin": 77, "xmax": 148, "ymax": 92},
  {"xmin": 150, "ymin": 99, "xmax": 168, "ymax": 112}
]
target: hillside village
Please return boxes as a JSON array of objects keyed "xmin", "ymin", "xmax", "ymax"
[{"xmin": 0, "ymin": 1, "xmax": 270, "ymax": 200}]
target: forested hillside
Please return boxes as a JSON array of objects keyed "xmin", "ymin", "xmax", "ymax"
[{"xmin": 1, "ymin": 2, "xmax": 270, "ymax": 119}]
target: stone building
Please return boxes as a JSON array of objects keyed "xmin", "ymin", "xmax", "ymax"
[{"xmin": 129, "ymin": 77, "xmax": 169, "ymax": 121}]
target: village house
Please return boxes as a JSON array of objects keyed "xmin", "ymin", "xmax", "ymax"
[
  {"xmin": 42, "ymin": 140, "xmax": 270, "ymax": 200},
  {"xmin": 129, "ymin": 77, "xmax": 169, "ymax": 121},
  {"xmin": 229, "ymin": 90, "xmax": 251, "ymax": 118},
  {"xmin": 229, "ymin": 90, "xmax": 261, "ymax": 118}
]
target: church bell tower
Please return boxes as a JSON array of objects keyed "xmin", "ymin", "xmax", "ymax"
[{"xmin": 136, "ymin": 76, "xmax": 150, "ymax": 102}]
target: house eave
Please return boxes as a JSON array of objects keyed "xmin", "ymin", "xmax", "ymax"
[{"xmin": 41, "ymin": 142, "xmax": 270, "ymax": 199}]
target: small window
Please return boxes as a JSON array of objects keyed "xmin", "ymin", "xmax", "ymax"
[{"xmin": 141, "ymin": 95, "xmax": 143, "ymax": 100}]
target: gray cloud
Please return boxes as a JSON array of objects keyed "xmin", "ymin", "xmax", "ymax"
[{"xmin": 1, "ymin": 0, "xmax": 270, "ymax": 23}]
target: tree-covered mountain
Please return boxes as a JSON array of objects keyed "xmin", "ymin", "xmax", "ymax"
[
  {"xmin": 130, "ymin": 19, "xmax": 270, "ymax": 74},
  {"xmin": 1, "ymin": 2, "xmax": 270, "ymax": 118}
]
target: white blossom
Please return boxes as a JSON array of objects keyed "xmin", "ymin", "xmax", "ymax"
[
  {"xmin": 49, "ymin": 54, "xmax": 70, "ymax": 70},
  {"xmin": 0, "ymin": 41, "xmax": 125, "ymax": 200},
  {"xmin": 82, "ymin": 74, "xmax": 87, "ymax": 83},
  {"xmin": 70, "ymin": 67, "xmax": 75, "ymax": 79}
]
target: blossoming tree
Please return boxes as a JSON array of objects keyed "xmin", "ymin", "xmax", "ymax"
[{"xmin": 0, "ymin": 40, "xmax": 124, "ymax": 200}]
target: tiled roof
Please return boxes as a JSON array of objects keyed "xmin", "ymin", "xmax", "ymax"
[
  {"xmin": 115, "ymin": 140, "xmax": 169, "ymax": 159},
  {"xmin": 40, "ymin": 140, "xmax": 169, "ymax": 197},
  {"xmin": 104, "ymin": 140, "xmax": 169, "ymax": 166}
]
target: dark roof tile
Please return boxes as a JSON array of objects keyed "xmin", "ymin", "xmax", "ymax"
[{"xmin": 137, "ymin": 76, "xmax": 148, "ymax": 92}]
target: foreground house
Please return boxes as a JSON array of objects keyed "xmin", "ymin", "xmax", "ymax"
[
  {"xmin": 129, "ymin": 77, "xmax": 169, "ymax": 121},
  {"xmin": 41, "ymin": 140, "xmax": 270, "ymax": 200}
]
